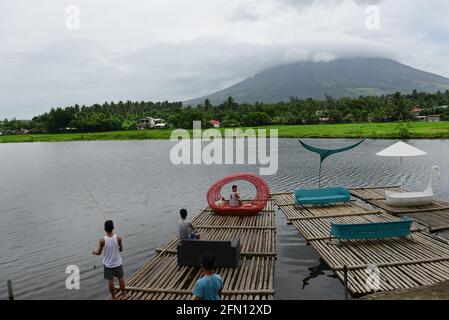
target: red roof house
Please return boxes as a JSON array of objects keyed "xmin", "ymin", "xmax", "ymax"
[{"xmin": 210, "ymin": 120, "xmax": 221, "ymax": 128}]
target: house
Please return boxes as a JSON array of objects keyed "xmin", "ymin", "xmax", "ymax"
[
  {"xmin": 319, "ymin": 117, "xmax": 331, "ymax": 123},
  {"xmin": 410, "ymin": 106, "xmax": 423, "ymax": 117},
  {"xmin": 416, "ymin": 116, "xmax": 427, "ymax": 122},
  {"xmin": 417, "ymin": 115, "xmax": 442, "ymax": 122},
  {"xmin": 426, "ymin": 114, "xmax": 441, "ymax": 122},
  {"xmin": 138, "ymin": 117, "xmax": 167, "ymax": 130},
  {"xmin": 210, "ymin": 120, "xmax": 221, "ymax": 128}
]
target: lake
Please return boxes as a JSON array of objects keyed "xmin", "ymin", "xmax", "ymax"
[{"xmin": 1, "ymin": 139, "xmax": 449, "ymax": 300}]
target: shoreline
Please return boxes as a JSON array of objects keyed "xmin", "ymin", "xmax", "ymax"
[{"xmin": 1, "ymin": 122, "xmax": 449, "ymax": 143}]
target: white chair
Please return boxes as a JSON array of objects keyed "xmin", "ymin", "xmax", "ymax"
[{"xmin": 385, "ymin": 166, "xmax": 440, "ymax": 207}]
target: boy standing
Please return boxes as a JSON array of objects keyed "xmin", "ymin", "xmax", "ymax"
[
  {"xmin": 92, "ymin": 220, "xmax": 127, "ymax": 300},
  {"xmin": 192, "ymin": 253, "xmax": 223, "ymax": 300}
]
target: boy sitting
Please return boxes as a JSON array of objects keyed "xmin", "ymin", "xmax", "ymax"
[
  {"xmin": 229, "ymin": 185, "xmax": 242, "ymax": 207},
  {"xmin": 178, "ymin": 208, "xmax": 200, "ymax": 240}
]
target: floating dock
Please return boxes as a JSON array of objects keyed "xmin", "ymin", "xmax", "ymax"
[
  {"xmin": 272, "ymin": 189, "xmax": 449, "ymax": 297},
  {"xmin": 350, "ymin": 187, "xmax": 449, "ymax": 241},
  {"xmin": 122, "ymin": 187, "xmax": 449, "ymax": 300},
  {"xmin": 121, "ymin": 200, "xmax": 276, "ymax": 300}
]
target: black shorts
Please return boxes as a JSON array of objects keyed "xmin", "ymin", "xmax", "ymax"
[{"xmin": 104, "ymin": 265, "xmax": 124, "ymax": 280}]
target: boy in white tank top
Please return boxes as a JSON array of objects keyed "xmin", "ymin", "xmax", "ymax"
[
  {"xmin": 92, "ymin": 220, "xmax": 127, "ymax": 300},
  {"xmin": 229, "ymin": 185, "xmax": 242, "ymax": 207}
]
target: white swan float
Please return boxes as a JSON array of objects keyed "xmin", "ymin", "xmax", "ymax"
[{"xmin": 385, "ymin": 165, "xmax": 440, "ymax": 207}]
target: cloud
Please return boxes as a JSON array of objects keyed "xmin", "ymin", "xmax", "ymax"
[
  {"xmin": 228, "ymin": 0, "xmax": 263, "ymax": 21},
  {"xmin": 1, "ymin": 0, "xmax": 449, "ymax": 118},
  {"xmin": 312, "ymin": 51, "xmax": 336, "ymax": 62},
  {"xmin": 283, "ymin": 48, "xmax": 310, "ymax": 63}
]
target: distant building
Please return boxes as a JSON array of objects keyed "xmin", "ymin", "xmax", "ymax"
[
  {"xmin": 319, "ymin": 117, "xmax": 331, "ymax": 123},
  {"xmin": 416, "ymin": 116, "xmax": 427, "ymax": 122},
  {"xmin": 138, "ymin": 117, "xmax": 167, "ymax": 130},
  {"xmin": 411, "ymin": 106, "xmax": 423, "ymax": 117},
  {"xmin": 426, "ymin": 115, "xmax": 441, "ymax": 122},
  {"xmin": 416, "ymin": 115, "xmax": 441, "ymax": 122},
  {"xmin": 210, "ymin": 120, "xmax": 221, "ymax": 128}
]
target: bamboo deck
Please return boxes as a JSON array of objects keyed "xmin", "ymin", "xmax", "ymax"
[
  {"xmin": 272, "ymin": 191, "xmax": 449, "ymax": 297},
  {"xmin": 120, "ymin": 200, "xmax": 276, "ymax": 300},
  {"xmin": 350, "ymin": 187, "xmax": 449, "ymax": 239}
]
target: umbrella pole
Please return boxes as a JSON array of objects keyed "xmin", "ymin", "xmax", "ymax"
[
  {"xmin": 318, "ymin": 161, "xmax": 322, "ymax": 188},
  {"xmin": 400, "ymin": 156, "xmax": 403, "ymax": 190}
]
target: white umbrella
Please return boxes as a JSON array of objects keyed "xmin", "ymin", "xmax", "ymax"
[{"xmin": 376, "ymin": 141, "xmax": 427, "ymax": 188}]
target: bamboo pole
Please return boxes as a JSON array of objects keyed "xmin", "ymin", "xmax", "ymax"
[
  {"xmin": 343, "ymin": 266, "xmax": 349, "ymax": 300},
  {"xmin": 287, "ymin": 210, "xmax": 382, "ymax": 221},
  {"xmin": 7, "ymin": 280, "xmax": 14, "ymax": 301},
  {"xmin": 118, "ymin": 286, "xmax": 274, "ymax": 295},
  {"xmin": 154, "ymin": 248, "xmax": 277, "ymax": 257},
  {"xmin": 195, "ymin": 225, "xmax": 275, "ymax": 230},
  {"xmin": 348, "ymin": 185, "xmax": 400, "ymax": 190},
  {"xmin": 334, "ymin": 256, "xmax": 449, "ymax": 271}
]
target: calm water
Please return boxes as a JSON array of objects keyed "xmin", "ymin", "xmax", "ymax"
[{"xmin": 1, "ymin": 139, "xmax": 449, "ymax": 300}]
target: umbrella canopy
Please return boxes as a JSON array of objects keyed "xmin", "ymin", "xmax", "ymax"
[
  {"xmin": 299, "ymin": 139, "xmax": 365, "ymax": 188},
  {"xmin": 376, "ymin": 141, "xmax": 427, "ymax": 188},
  {"xmin": 376, "ymin": 141, "xmax": 427, "ymax": 157}
]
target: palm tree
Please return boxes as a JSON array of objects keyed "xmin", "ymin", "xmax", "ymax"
[
  {"xmin": 393, "ymin": 92, "xmax": 407, "ymax": 121},
  {"xmin": 226, "ymin": 96, "xmax": 235, "ymax": 111},
  {"xmin": 204, "ymin": 98, "xmax": 212, "ymax": 112}
]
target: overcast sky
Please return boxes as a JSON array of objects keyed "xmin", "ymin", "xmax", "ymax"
[{"xmin": 1, "ymin": 0, "xmax": 449, "ymax": 119}]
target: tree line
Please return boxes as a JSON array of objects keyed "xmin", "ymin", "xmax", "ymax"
[{"xmin": 1, "ymin": 90, "xmax": 449, "ymax": 134}]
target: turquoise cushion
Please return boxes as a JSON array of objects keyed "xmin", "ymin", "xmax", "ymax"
[
  {"xmin": 295, "ymin": 187, "xmax": 350, "ymax": 205},
  {"xmin": 331, "ymin": 217, "xmax": 413, "ymax": 240}
]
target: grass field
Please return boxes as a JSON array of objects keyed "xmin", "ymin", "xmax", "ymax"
[{"xmin": 1, "ymin": 122, "xmax": 449, "ymax": 143}]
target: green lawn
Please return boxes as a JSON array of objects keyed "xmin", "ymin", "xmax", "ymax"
[
  {"xmin": 1, "ymin": 122, "xmax": 449, "ymax": 143},
  {"xmin": 264, "ymin": 122, "xmax": 449, "ymax": 139}
]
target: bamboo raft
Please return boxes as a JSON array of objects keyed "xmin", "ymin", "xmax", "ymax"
[
  {"xmin": 350, "ymin": 187, "xmax": 449, "ymax": 239},
  {"xmin": 120, "ymin": 200, "xmax": 276, "ymax": 300},
  {"xmin": 272, "ymin": 191, "xmax": 449, "ymax": 297}
]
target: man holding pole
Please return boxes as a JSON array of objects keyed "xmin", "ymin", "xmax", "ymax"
[{"xmin": 92, "ymin": 220, "xmax": 127, "ymax": 300}]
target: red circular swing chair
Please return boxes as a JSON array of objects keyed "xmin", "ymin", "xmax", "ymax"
[{"xmin": 206, "ymin": 173, "xmax": 270, "ymax": 216}]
